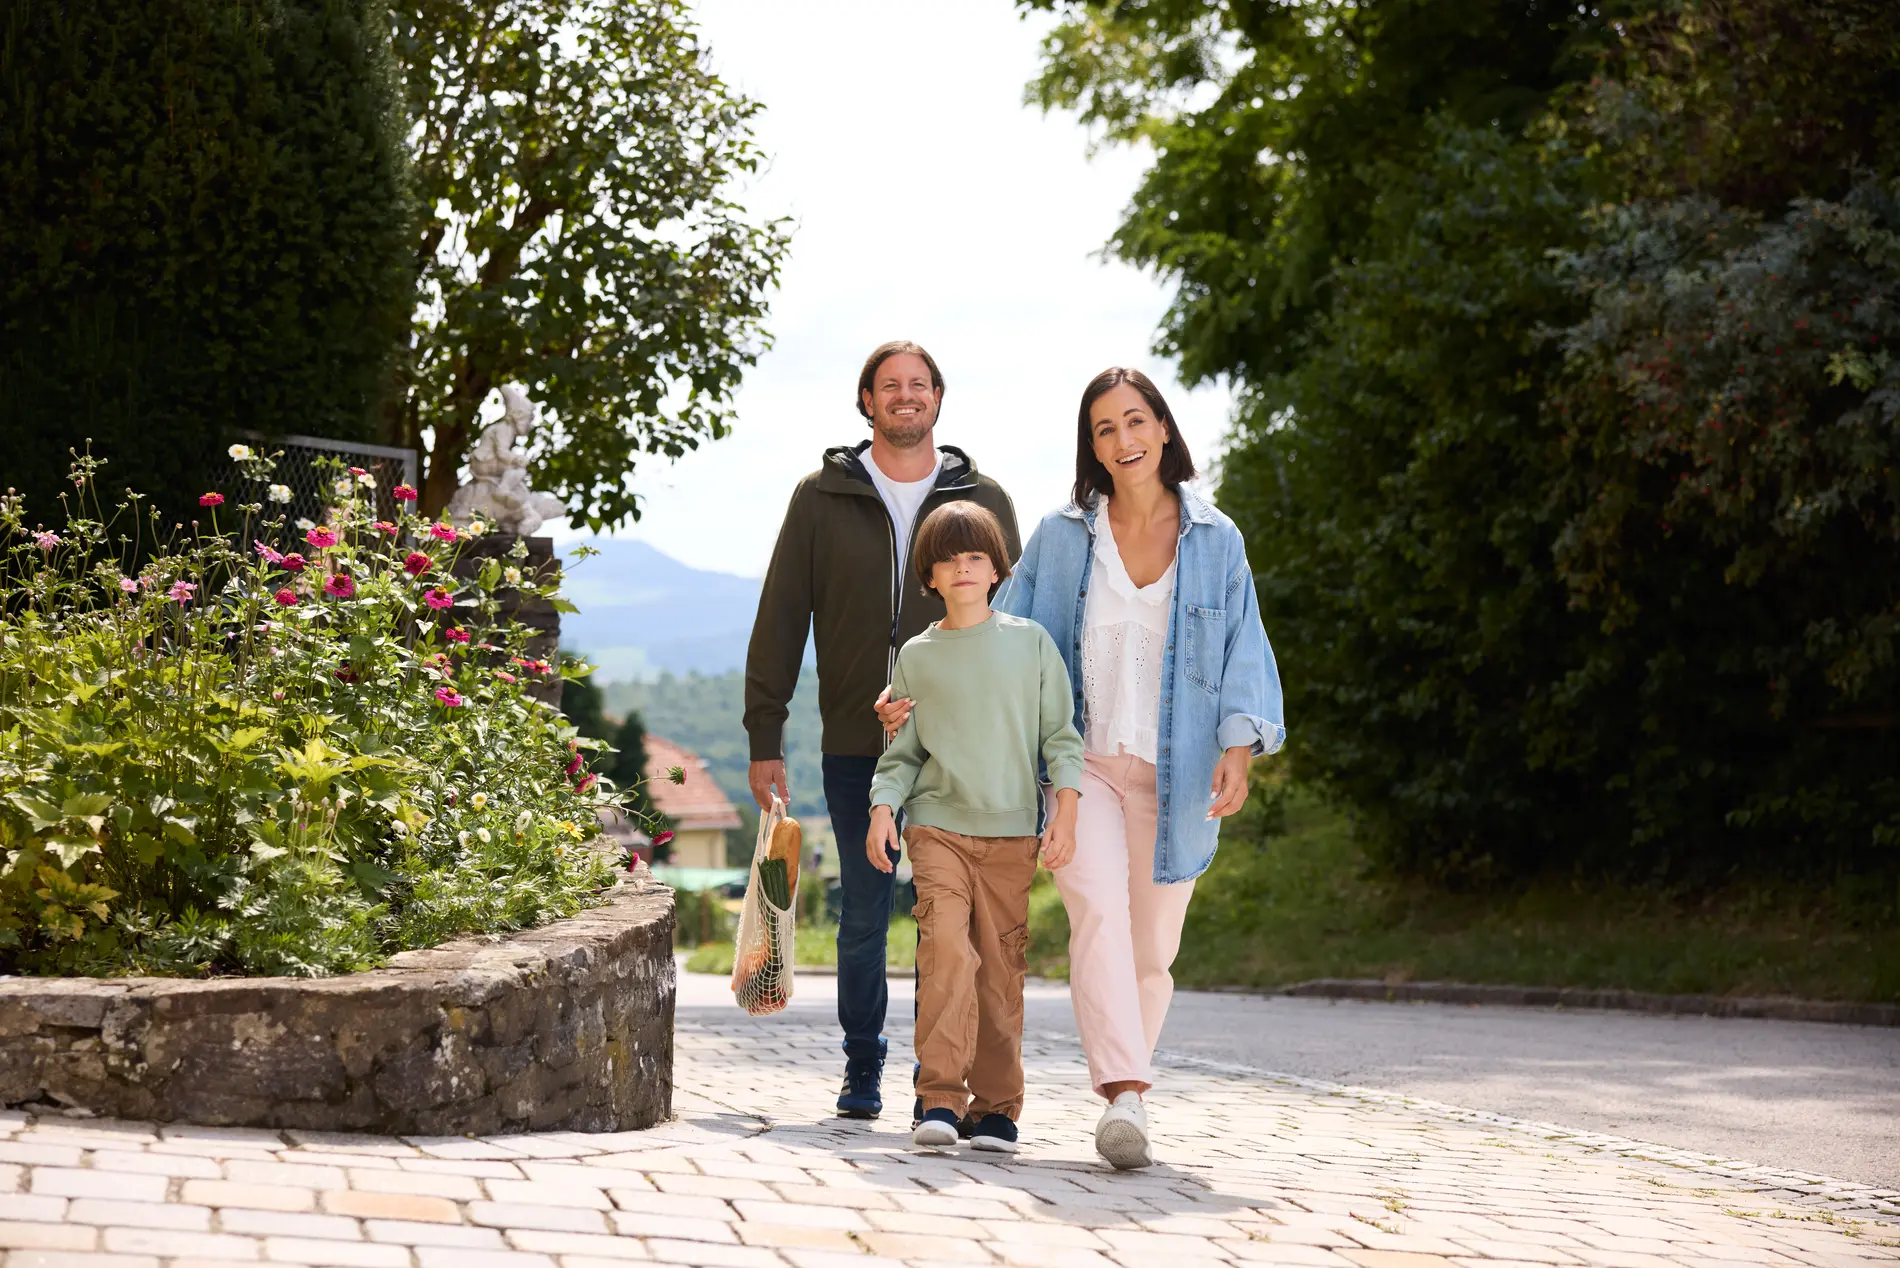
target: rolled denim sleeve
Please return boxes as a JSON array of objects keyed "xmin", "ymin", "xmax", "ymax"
[{"xmin": 1216, "ymin": 557, "xmax": 1286, "ymax": 757}]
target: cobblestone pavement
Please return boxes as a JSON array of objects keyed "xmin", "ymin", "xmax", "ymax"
[{"xmin": 0, "ymin": 969, "xmax": 1892, "ymax": 1268}]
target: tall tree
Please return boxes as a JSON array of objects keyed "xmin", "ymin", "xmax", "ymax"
[
  {"xmin": 386, "ymin": 0, "xmax": 789, "ymax": 524},
  {"xmin": 0, "ymin": 0, "xmax": 414, "ymax": 524}
]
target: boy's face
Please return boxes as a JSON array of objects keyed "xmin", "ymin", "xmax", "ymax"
[{"xmin": 929, "ymin": 551, "xmax": 998, "ymax": 601}]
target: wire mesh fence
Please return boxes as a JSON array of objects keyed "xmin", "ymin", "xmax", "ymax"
[{"xmin": 210, "ymin": 433, "xmax": 419, "ymax": 533}]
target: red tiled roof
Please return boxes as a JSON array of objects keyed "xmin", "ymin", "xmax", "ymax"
[{"xmin": 644, "ymin": 735, "xmax": 743, "ymax": 831}]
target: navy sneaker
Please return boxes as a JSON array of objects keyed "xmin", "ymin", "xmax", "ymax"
[
  {"xmin": 836, "ymin": 1039, "xmax": 886, "ymax": 1119},
  {"xmin": 912, "ymin": 1107, "xmax": 960, "ymax": 1148},
  {"xmin": 969, "ymin": 1112, "xmax": 1019, "ymax": 1154}
]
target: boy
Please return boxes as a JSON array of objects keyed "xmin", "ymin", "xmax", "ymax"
[{"xmin": 867, "ymin": 501, "xmax": 1084, "ymax": 1153}]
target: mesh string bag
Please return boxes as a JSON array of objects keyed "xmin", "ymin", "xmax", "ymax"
[{"xmin": 732, "ymin": 796, "xmax": 799, "ymax": 1015}]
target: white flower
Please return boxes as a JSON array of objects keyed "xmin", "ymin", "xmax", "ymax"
[
  {"xmin": 296, "ymin": 517, "xmax": 316, "ymax": 531},
  {"xmin": 457, "ymin": 830, "xmax": 470, "ymax": 848},
  {"xmin": 268, "ymin": 484, "xmax": 292, "ymax": 504},
  {"xmin": 465, "ymin": 521, "xmax": 487, "ymax": 537},
  {"xmin": 503, "ymin": 566, "xmax": 522, "ymax": 586},
  {"xmin": 476, "ymin": 828, "xmax": 491, "ymax": 844},
  {"xmin": 391, "ymin": 820, "xmax": 409, "ymax": 837},
  {"xmin": 228, "ymin": 443, "xmax": 254, "ymax": 460},
  {"xmin": 515, "ymin": 810, "xmax": 532, "ymax": 830},
  {"xmin": 470, "ymin": 792, "xmax": 488, "ymax": 810},
  {"xmin": 333, "ymin": 478, "xmax": 355, "ymax": 497},
  {"xmin": 357, "ymin": 472, "xmax": 377, "ymax": 489}
]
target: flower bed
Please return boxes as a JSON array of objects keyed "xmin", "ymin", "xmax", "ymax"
[{"xmin": 0, "ymin": 449, "xmax": 648, "ymax": 977}]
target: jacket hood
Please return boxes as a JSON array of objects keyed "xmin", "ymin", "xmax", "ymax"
[{"xmin": 818, "ymin": 440, "xmax": 979, "ymax": 497}]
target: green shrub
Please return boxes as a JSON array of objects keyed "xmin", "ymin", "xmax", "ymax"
[
  {"xmin": 0, "ymin": 450, "xmax": 648, "ymax": 977},
  {"xmin": 0, "ymin": 0, "xmax": 414, "ymax": 524}
]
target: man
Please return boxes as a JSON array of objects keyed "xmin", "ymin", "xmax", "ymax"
[{"xmin": 745, "ymin": 340, "xmax": 1020, "ymax": 1118}]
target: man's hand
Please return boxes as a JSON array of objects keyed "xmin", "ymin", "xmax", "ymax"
[
  {"xmin": 1040, "ymin": 787, "xmax": 1080, "ymax": 869},
  {"xmin": 748, "ymin": 759, "xmax": 790, "ymax": 811},
  {"xmin": 1208, "ymin": 745, "xmax": 1252, "ymax": 819},
  {"xmin": 873, "ymin": 685, "xmax": 914, "ymax": 738},
  {"xmin": 866, "ymin": 806, "xmax": 901, "ymax": 874}
]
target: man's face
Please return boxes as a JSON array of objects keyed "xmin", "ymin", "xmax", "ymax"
[{"xmin": 861, "ymin": 353, "xmax": 941, "ymax": 449}]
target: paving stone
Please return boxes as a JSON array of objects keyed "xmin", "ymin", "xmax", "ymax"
[
  {"xmin": 259, "ymin": 1235, "xmax": 408, "ymax": 1264},
  {"xmin": 65, "ymin": 1200, "xmax": 210, "ymax": 1231},
  {"xmin": 181, "ymin": 1181, "xmax": 316, "ymax": 1212},
  {"xmin": 363, "ymin": 1218, "xmax": 509, "ymax": 1248},
  {"xmin": 504, "ymin": 1229, "xmax": 652, "ymax": 1258}
]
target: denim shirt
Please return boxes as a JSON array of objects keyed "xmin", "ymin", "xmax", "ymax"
[{"xmin": 994, "ymin": 488, "xmax": 1285, "ymax": 884}]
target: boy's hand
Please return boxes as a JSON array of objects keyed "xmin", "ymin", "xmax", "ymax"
[
  {"xmin": 873, "ymin": 685, "xmax": 913, "ymax": 738},
  {"xmin": 866, "ymin": 805, "xmax": 901, "ymax": 874},
  {"xmin": 1039, "ymin": 788, "xmax": 1080, "ymax": 869}
]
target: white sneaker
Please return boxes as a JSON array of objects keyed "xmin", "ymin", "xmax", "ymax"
[
  {"xmin": 1094, "ymin": 1091, "xmax": 1153, "ymax": 1169},
  {"xmin": 912, "ymin": 1111, "xmax": 960, "ymax": 1149}
]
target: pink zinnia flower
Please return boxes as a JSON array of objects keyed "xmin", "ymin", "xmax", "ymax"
[
  {"xmin": 254, "ymin": 540, "xmax": 284, "ymax": 564},
  {"xmin": 33, "ymin": 531, "xmax": 59, "ymax": 551},
  {"xmin": 117, "ymin": 577, "xmax": 138, "ymax": 593},
  {"xmin": 575, "ymin": 774, "xmax": 597, "ymax": 795},
  {"xmin": 564, "ymin": 749, "xmax": 585, "ymax": 778},
  {"xmin": 423, "ymin": 588, "xmax": 454, "ymax": 610},
  {"xmin": 434, "ymin": 686, "xmax": 465, "ymax": 707},
  {"xmin": 373, "ymin": 520, "xmax": 398, "ymax": 536},
  {"xmin": 428, "ymin": 522, "xmax": 458, "ymax": 543},
  {"xmin": 494, "ymin": 669, "xmax": 517, "ymax": 683},
  {"xmin": 652, "ymin": 830, "xmax": 674, "ymax": 848},
  {"xmin": 199, "ymin": 492, "xmax": 224, "ymax": 507},
  {"xmin": 167, "ymin": 580, "xmax": 196, "ymax": 603},
  {"xmin": 324, "ymin": 574, "xmax": 356, "ymax": 598},
  {"xmin": 274, "ymin": 588, "xmax": 298, "ymax": 607},
  {"xmin": 442, "ymin": 627, "xmax": 470, "ymax": 644},
  {"xmin": 347, "ymin": 466, "xmax": 367, "ymax": 476},
  {"xmin": 304, "ymin": 527, "xmax": 338, "ymax": 549},
  {"xmin": 403, "ymin": 551, "xmax": 433, "ymax": 576},
  {"xmin": 280, "ymin": 552, "xmax": 307, "ymax": 573},
  {"xmin": 392, "ymin": 484, "xmax": 418, "ymax": 502}
]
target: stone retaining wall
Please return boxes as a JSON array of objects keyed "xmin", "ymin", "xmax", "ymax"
[{"xmin": 0, "ymin": 877, "xmax": 676, "ymax": 1134}]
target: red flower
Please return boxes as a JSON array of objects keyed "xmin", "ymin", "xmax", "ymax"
[
  {"xmin": 199, "ymin": 492, "xmax": 224, "ymax": 507},
  {"xmin": 392, "ymin": 484, "xmax": 418, "ymax": 502},
  {"xmin": 333, "ymin": 666, "xmax": 359, "ymax": 683},
  {"xmin": 428, "ymin": 522, "xmax": 458, "ymax": 543},
  {"xmin": 575, "ymin": 774, "xmax": 597, "ymax": 795},
  {"xmin": 424, "ymin": 587, "xmax": 454, "ymax": 610},
  {"xmin": 564, "ymin": 748, "xmax": 585, "ymax": 777},
  {"xmin": 347, "ymin": 466, "xmax": 367, "ymax": 476},
  {"xmin": 324, "ymin": 573, "xmax": 356, "ymax": 598},
  {"xmin": 373, "ymin": 520, "xmax": 398, "ymax": 536},
  {"xmin": 273, "ymin": 588, "xmax": 298, "ymax": 607},
  {"xmin": 443, "ymin": 627, "xmax": 470, "ymax": 643},
  {"xmin": 403, "ymin": 551, "xmax": 433, "ymax": 576},
  {"xmin": 494, "ymin": 669, "xmax": 517, "ymax": 683},
  {"xmin": 305, "ymin": 527, "xmax": 338, "ymax": 549},
  {"xmin": 652, "ymin": 830, "xmax": 674, "ymax": 848},
  {"xmin": 434, "ymin": 686, "xmax": 465, "ymax": 707},
  {"xmin": 280, "ymin": 552, "xmax": 307, "ymax": 573}
]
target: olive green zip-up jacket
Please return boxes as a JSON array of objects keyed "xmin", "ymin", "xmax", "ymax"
[{"xmin": 744, "ymin": 441, "xmax": 1021, "ymax": 762}]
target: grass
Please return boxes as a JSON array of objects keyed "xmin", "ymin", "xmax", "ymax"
[
  {"xmin": 1023, "ymin": 784, "xmax": 1900, "ymax": 1003},
  {"xmin": 684, "ymin": 915, "xmax": 918, "ymax": 976}
]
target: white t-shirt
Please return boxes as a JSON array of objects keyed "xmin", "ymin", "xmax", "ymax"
[
  {"xmin": 864, "ymin": 448, "xmax": 943, "ymax": 578},
  {"xmin": 1081, "ymin": 500, "xmax": 1177, "ymax": 764}
]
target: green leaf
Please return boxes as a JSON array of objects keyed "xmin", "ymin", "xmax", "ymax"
[
  {"xmin": 60, "ymin": 793, "xmax": 112, "ymax": 818},
  {"xmin": 7, "ymin": 794, "xmax": 63, "ymax": 831}
]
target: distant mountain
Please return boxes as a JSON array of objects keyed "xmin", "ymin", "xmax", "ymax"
[{"xmin": 555, "ymin": 538, "xmax": 771, "ymax": 682}]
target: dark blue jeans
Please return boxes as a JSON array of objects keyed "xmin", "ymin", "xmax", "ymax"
[{"xmin": 824, "ymin": 754, "xmax": 898, "ymax": 1063}]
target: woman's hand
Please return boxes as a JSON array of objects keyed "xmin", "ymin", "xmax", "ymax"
[
  {"xmin": 1207, "ymin": 745, "xmax": 1252, "ymax": 819},
  {"xmin": 873, "ymin": 686, "xmax": 914, "ymax": 738},
  {"xmin": 865, "ymin": 805, "xmax": 901, "ymax": 873},
  {"xmin": 1040, "ymin": 788, "xmax": 1080, "ymax": 869}
]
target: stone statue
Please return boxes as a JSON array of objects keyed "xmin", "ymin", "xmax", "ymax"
[{"xmin": 446, "ymin": 385, "xmax": 567, "ymax": 536}]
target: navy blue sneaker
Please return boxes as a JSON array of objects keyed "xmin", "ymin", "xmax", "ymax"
[
  {"xmin": 836, "ymin": 1039, "xmax": 886, "ymax": 1119},
  {"xmin": 912, "ymin": 1107, "xmax": 960, "ymax": 1148},
  {"xmin": 969, "ymin": 1112, "xmax": 1019, "ymax": 1154}
]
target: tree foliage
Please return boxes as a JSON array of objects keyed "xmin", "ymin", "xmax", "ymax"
[
  {"xmin": 0, "ymin": 0, "xmax": 415, "ymax": 525},
  {"xmin": 1031, "ymin": 0, "xmax": 1900, "ymax": 881},
  {"xmin": 385, "ymin": 0, "xmax": 790, "ymax": 523}
]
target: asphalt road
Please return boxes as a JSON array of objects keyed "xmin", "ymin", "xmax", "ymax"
[
  {"xmin": 685, "ymin": 968, "xmax": 1899, "ymax": 1191},
  {"xmin": 1022, "ymin": 985, "xmax": 1900, "ymax": 1192}
]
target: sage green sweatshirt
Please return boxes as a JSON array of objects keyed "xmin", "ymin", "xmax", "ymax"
[{"xmin": 870, "ymin": 612, "xmax": 1085, "ymax": 837}]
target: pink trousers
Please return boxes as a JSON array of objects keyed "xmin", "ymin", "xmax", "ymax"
[{"xmin": 1054, "ymin": 750, "xmax": 1196, "ymax": 1094}]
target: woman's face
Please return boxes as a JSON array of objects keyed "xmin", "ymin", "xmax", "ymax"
[{"xmin": 1089, "ymin": 383, "xmax": 1169, "ymax": 493}]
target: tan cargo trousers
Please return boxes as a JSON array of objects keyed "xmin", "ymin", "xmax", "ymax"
[{"xmin": 905, "ymin": 825, "xmax": 1040, "ymax": 1121}]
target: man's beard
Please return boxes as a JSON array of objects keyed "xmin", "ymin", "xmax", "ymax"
[{"xmin": 875, "ymin": 406, "xmax": 934, "ymax": 450}]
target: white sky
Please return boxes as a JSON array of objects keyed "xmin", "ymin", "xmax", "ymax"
[{"xmin": 548, "ymin": 0, "xmax": 1232, "ymax": 577}]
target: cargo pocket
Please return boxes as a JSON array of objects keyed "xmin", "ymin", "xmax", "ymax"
[
  {"xmin": 912, "ymin": 898, "xmax": 936, "ymax": 981},
  {"xmin": 1002, "ymin": 923, "xmax": 1029, "ymax": 975}
]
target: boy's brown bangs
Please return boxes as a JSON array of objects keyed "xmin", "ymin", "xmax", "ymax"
[{"xmin": 912, "ymin": 502, "xmax": 1013, "ymax": 592}]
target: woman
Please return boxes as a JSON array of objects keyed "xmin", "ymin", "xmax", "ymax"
[{"xmin": 881, "ymin": 366, "xmax": 1283, "ymax": 1169}]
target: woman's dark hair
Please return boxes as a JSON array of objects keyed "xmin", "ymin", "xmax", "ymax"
[
  {"xmin": 1072, "ymin": 366, "xmax": 1196, "ymax": 507},
  {"xmin": 857, "ymin": 340, "xmax": 945, "ymax": 420},
  {"xmin": 911, "ymin": 501, "xmax": 1013, "ymax": 598}
]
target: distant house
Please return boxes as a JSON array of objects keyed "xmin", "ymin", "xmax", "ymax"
[{"xmin": 643, "ymin": 735, "xmax": 742, "ymax": 870}]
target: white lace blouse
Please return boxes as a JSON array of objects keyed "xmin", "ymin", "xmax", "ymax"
[{"xmin": 1081, "ymin": 502, "xmax": 1177, "ymax": 764}]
